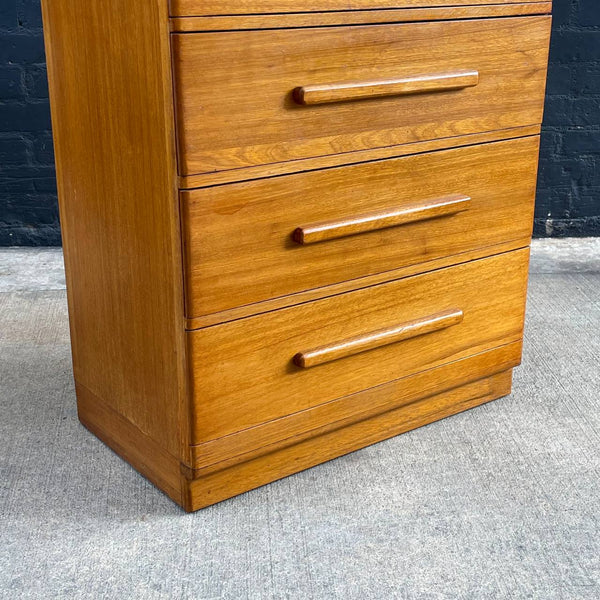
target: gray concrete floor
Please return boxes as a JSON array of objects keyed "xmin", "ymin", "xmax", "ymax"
[{"xmin": 1, "ymin": 241, "xmax": 599, "ymax": 599}]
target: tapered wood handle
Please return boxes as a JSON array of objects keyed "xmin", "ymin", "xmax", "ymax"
[
  {"xmin": 293, "ymin": 71, "xmax": 479, "ymax": 105},
  {"xmin": 293, "ymin": 194, "xmax": 471, "ymax": 245},
  {"xmin": 293, "ymin": 309, "xmax": 464, "ymax": 369}
]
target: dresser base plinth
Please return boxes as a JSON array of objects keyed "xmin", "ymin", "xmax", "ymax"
[
  {"xmin": 77, "ymin": 371, "xmax": 513, "ymax": 512},
  {"xmin": 76, "ymin": 383, "xmax": 188, "ymax": 509},
  {"xmin": 77, "ymin": 369, "xmax": 513, "ymax": 512},
  {"xmin": 182, "ymin": 369, "xmax": 513, "ymax": 512}
]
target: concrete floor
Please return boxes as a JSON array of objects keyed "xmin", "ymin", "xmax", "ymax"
[{"xmin": 1, "ymin": 240, "xmax": 599, "ymax": 599}]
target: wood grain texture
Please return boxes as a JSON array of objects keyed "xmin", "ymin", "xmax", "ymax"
[
  {"xmin": 172, "ymin": 16, "xmax": 550, "ymax": 175},
  {"xmin": 185, "ymin": 238, "xmax": 531, "ymax": 330},
  {"xmin": 170, "ymin": 4, "xmax": 552, "ymax": 31},
  {"xmin": 190, "ymin": 341, "xmax": 523, "ymax": 472},
  {"xmin": 293, "ymin": 71, "xmax": 480, "ymax": 105},
  {"xmin": 170, "ymin": 0, "xmax": 546, "ymax": 16},
  {"xmin": 41, "ymin": 0, "xmax": 189, "ymax": 460},
  {"xmin": 188, "ymin": 341, "xmax": 522, "ymax": 473},
  {"xmin": 182, "ymin": 137, "xmax": 539, "ymax": 319},
  {"xmin": 43, "ymin": 0, "xmax": 549, "ymax": 511},
  {"xmin": 293, "ymin": 309, "xmax": 464, "ymax": 368},
  {"xmin": 178, "ymin": 125, "xmax": 542, "ymax": 189},
  {"xmin": 188, "ymin": 249, "xmax": 530, "ymax": 444},
  {"xmin": 76, "ymin": 383, "xmax": 186, "ymax": 508},
  {"xmin": 292, "ymin": 194, "xmax": 472, "ymax": 245},
  {"xmin": 184, "ymin": 370, "xmax": 514, "ymax": 511}
]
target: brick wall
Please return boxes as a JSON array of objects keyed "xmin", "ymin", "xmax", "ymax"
[
  {"xmin": 0, "ymin": 0, "xmax": 58, "ymax": 245},
  {"xmin": 0, "ymin": 0, "xmax": 599, "ymax": 245},
  {"xmin": 535, "ymin": 0, "xmax": 600, "ymax": 236}
]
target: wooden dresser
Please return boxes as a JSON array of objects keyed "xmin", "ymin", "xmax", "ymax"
[{"xmin": 41, "ymin": 0, "xmax": 552, "ymax": 511}]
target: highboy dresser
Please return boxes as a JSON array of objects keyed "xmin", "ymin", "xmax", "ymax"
[{"xmin": 42, "ymin": 0, "xmax": 551, "ymax": 511}]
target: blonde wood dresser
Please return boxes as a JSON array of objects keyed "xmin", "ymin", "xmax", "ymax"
[{"xmin": 41, "ymin": 0, "xmax": 551, "ymax": 511}]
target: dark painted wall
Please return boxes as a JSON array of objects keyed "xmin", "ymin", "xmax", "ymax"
[
  {"xmin": 535, "ymin": 0, "xmax": 600, "ymax": 236},
  {"xmin": 0, "ymin": 0, "xmax": 599, "ymax": 245},
  {"xmin": 0, "ymin": 0, "xmax": 57, "ymax": 245}
]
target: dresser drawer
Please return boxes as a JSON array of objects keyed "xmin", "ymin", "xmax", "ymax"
[
  {"xmin": 182, "ymin": 137, "xmax": 538, "ymax": 319},
  {"xmin": 188, "ymin": 249, "xmax": 528, "ymax": 444},
  {"xmin": 172, "ymin": 16, "xmax": 550, "ymax": 176},
  {"xmin": 170, "ymin": 0, "xmax": 546, "ymax": 16}
]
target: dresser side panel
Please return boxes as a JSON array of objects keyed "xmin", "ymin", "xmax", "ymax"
[{"xmin": 41, "ymin": 0, "xmax": 189, "ymax": 460}]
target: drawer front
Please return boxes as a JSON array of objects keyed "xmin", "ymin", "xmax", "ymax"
[
  {"xmin": 188, "ymin": 249, "xmax": 529, "ymax": 443},
  {"xmin": 170, "ymin": 0, "xmax": 546, "ymax": 17},
  {"xmin": 183, "ymin": 137, "xmax": 538, "ymax": 319},
  {"xmin": 173, "ymin": 16, "xmax": 550, "ymax": 175}
]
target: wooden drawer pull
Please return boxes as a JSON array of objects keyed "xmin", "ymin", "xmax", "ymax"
[
  {"xmin": 293, "ymin": 309, "xmax": 464, "ymax": 369},
  {"xmin": 293, "ymin": 71, "xmax": 479, "ymax": 105},
  {"xmin": 293, "ymin": 194, "xmax": 471, "ymax": 245}
]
